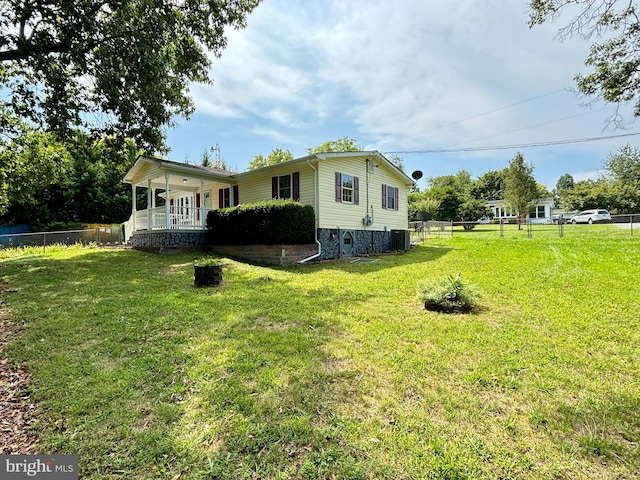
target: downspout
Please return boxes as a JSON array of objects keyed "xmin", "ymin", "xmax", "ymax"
[{"xmin": 298, "ymin": 159, "xmax": 322, "ymax": 264}]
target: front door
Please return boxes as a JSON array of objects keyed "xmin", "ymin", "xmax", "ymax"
[{"xmin": 340, "ymin": 230, "xmax": 355, "ymax": 257}]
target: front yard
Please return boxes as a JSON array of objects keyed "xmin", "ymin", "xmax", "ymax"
[{"xmin": 1, "ymin": 226, "xmax": 639, "ymax": 478}]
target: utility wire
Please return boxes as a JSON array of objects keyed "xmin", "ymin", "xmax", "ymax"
[
  {"xmin": 376, "ymin": 88, "xmax": 568, "ymax": 148},
  {"xmin": 385, "ymin": 131, "xmax": 640, "ymax": 154}
]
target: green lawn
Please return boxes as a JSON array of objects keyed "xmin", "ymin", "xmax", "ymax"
[{"xmin": 1, "ymin": 226, "xmax": 639, "ymax": 479}]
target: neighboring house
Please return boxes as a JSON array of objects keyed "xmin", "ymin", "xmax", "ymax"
[
  {"xmin": 122, "ymin": 151, "xmax": 414, "ymax": 259},
  {"xmin": 486, "ymin": 197, "xmax": 555, "ymax": 224}
]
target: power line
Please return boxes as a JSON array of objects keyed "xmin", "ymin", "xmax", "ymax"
[
  {"xmin": 384, "ymin": 131, "xmax": 640, "ymax": 154},
  {"xmin": 376, "ymin": 88, "xmax": 568, "ymax": 148}
]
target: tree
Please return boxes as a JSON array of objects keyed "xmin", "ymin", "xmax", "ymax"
[
  {"xmin": 428, "ymin": 170, "xmax": 473, "ymax": 191},
  {"xmin": 604, "ymin": 144, "xmax": 640, "ymax": 183},
  {"xmin": 1, "ymin": 132, "xmax": 141, "ymax": 226},
  {"xmin": 247, "ymin": 148, "xmax": 294, "ymax": 170},
  {"xmin": 0, "ymin": 125, "xmax": 70, "ymax": 215},
  {"xmin": 471, "ymin": 169, "xmax": 506, "ymax": 200},
  {"xmin": 529, "ymin": 1, "xmax": 640, "ymax": 120},
  {"xmin": 556, "ymin": 173, "xmax": 575, "ymax": 191},
  {"xmin": 503, "ymin": 152, "xmax": 540, "ymax": 229},
  {"xmin": 0, "ymin": 0, "xmax": 262, "ymax": 150},
  {"xmin": 307, "ymin": 137, "xmax": 361, "ymax": 154},
  {"xmin": 387, "ymin": 154, "xmax": 405, "ymax": 172}
]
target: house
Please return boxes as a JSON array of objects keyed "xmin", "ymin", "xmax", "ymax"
[
  {"xmin": 486, "ymin": 197, "xmax": 555, "ymax": 224},
  {"xmin": 122, "ymin": 151, "xmax": 414, "ymax": 260}
]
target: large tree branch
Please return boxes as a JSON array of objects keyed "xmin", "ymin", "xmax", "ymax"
[{"xmin": 0, "ymin": 41, "xmax": 71, "ymax": 62}]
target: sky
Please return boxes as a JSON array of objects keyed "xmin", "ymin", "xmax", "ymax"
[{"xmin": 164, "ymin": 0, "xmax": 639, "ymax": 190}]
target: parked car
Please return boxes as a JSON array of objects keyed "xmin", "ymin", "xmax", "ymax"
[{"xmin": 569, "ymin": 209, "xmax": 611, "ymax": 224}]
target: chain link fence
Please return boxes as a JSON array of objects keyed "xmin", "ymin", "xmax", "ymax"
[
  {"xmin": 410, "ymin": 214, "xmax": 640, "ymax": 241},
  {"xmin": 0, "ymin": 226, "xmax": 125, "ymax": 250}
]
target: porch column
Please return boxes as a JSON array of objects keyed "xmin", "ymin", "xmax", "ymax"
[
  {"xmin": 151, "ymin": 188, "xmax": 156, "ymax": 208},
  {"xmin": 147, "ymin": 179, "xmax": 152, "ymax": 229},
  {"xmin": 165, "ymin": 173, "xmax": 170, "ymax": 229},
  {"xmin": 131, "ymin": 184, "xmax": 137, "ymax": 230},
  {"xmin": 201, "ymin": 179, "xmax": 206, "ymax": 229}
]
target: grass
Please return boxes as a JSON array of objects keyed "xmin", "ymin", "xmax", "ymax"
[{"xmin": 0, "ymin": 227, "xmax": 639, "ymax": 479}]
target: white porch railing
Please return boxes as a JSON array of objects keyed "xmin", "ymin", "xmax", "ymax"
[{"xmin": 132, "ymin": 206, "xmax": 206, "ymax": 231}]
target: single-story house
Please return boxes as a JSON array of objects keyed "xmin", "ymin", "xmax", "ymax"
[
  {"xmin": 486, "ymin": 197, "xmax": 555, "ymax": 224},
  {"xmin": 122, "ymin": 151, "xmax": 414, "ymax": 260}
]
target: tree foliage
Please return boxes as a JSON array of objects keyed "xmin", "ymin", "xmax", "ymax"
[
  {"xmin": 1, "ymin": 132, "xmax": 141, "ymax": 226},
  {"xmin": 504, "ymin": 152, "xmax": 540, "ymax": 227},
  {"xmin": 470, "ymin": 169, "xmax": 506, "ymax": 200},
  {"xmin": 604, "ymin": 143, "xmax": 640, "ymax": 182},
  {"xmin": 556, "ymin": 173, "xmax": 575, "ymax": 191},
  {"xmin": 247, "ymin": 148, "xmax": 294, "ymax": 170},
  {"xmin": 0, "ymin": 125, "xmax": 70, "ymax": 214},
  {"xmin": 307, "ymin": 137, "xmax": 361, "ymax": 154},
  {"xmin": 0, "ymin": 0, "xmax": 261, "ymax": 150},
  {"xmin": 529, "ymin": 0, "xmax": 640, "ymax": 120}
]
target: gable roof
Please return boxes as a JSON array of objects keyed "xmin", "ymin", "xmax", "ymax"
[{"xmin": 123, "ymin": 151, "xmax": 414, "ymax": 187}]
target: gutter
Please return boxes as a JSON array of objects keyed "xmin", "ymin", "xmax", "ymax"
[{"xmin": 298, "ymin": 159, "xmax": 322, "ymax": 264}]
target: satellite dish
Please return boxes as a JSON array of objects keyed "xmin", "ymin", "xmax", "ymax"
[{"xmin": 411, "ymin": 170, "xmax": 423, "ymax": 180}]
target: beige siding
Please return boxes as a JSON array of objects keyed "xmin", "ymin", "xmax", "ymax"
[
  {"xmin": 236, "ymin": 163, "xmax": 315, "ymax": 207},
  {"xmin": 317, "ymin": 157, "xmax": 409, "ymax": 230}
]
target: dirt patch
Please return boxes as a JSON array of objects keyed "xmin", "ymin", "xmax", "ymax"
[{"xmin": 0, "ymin": 294, "xmax": 39, "ymax": 454}]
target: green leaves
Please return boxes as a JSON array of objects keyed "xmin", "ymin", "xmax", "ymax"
[
  {"xmin": 529, "ymin": 0, "xmax": 640, "ymax": 120},
  {"xmin": 0, "ymin": 0, "xmax": 262, "ymax": 151}
]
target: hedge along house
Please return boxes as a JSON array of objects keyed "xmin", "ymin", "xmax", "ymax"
[{"xmin": 122, "ymin": 151, "xmax": 414, "ymax": 259}]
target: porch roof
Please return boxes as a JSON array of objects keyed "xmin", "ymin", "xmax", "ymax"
[{"xmin": 123, "ymin": 156, "xmax": 235, "ymax": 190}]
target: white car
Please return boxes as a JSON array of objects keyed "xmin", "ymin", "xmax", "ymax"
[{"xmin": 569, "ymin": 209, "xmax": 611, "ymax": 224}]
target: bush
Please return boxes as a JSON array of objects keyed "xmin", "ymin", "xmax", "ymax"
[
  {"xmin": 207, "ymin": 199, "xmax": 315, "ymax": 245},
  {"xmin": 416, "ymin": 273, "xmax": 480, "ymax": 313}
]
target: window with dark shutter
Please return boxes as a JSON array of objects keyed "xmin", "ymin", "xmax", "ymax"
[
  {"xmin": 233, "ymin": 185, "xmax": 239, "ymax": 206},
  {"xmin": 335, "ymin": 172, "xmax": 342, "ymax": 202},
  {"xmin": 353, "ymin": 176, "xmax": 359, "ymax": 205},
  {"xmin": 292, "ymin": 172, "xmax": 300, "ymax": 201}
]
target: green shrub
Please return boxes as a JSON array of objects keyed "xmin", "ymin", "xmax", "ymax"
[
  {"xmin": 416, "ymin": 273, "xmax": 480, "ymax": 313},
  {"xmin": 207, "ymin": 199, "xmax": 315, "ymax": 245},
  {"xmin": 194, "ymin": 257, "xmax": 221, "ymax": 267}
]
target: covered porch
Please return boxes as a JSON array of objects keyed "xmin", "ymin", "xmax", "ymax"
[{"xmin": 123, "ymin": 156, "xmax": 236, "ymax": 242}]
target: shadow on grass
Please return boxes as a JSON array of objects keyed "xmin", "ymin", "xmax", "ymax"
[
  {"xmin": 286, "ymin": 244, "xmax": 453, "ymax": 276},
  {"xmin": 2, "ymin": 248, "xmax": 390, "ymax": 479}
]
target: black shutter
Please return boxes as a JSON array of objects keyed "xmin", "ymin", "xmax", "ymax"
[
  {"xmin": 394, "ymin": 187, "xmax": 399, "ymax": 211},
  {"xmin": 218, "ymin": 188, "xmax": 224, "ymax": 208},
  {"xmin": 381, "ymin": 184, "xmax": 387, "ymax": 209},
  {"xmin": 292, "ymin": 172, "xmax": 300, "ymax": 201},
  {"xmin": 272, "ymin": 176, "xmax": 278, "ymax": 199},
  {"xmin": 233, "ymin": 185, "xmax": 239, "ymax": 206},
  {"xmin": 335, "ymin": 172, "xmax": 342, "ymax": 202},
  {"xmin": 354, "ymin": 176, "xmax": 359, "ymax": 205}
]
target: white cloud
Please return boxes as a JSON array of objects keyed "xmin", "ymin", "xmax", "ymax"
[{"xmin": 173, "ymin": 0, "xmax": 638, "ymax": 177}]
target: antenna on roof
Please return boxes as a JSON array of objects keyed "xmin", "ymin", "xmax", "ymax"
[{"xmin": 210, "ymin": 143, "xmax": 221, "ymax": 163}]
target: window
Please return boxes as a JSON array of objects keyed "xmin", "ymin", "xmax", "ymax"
[
  {"xmin": 334, "ymin": 172, "xmax": 359, "ymax": 204},
  {"xmin": 381, "ymin": 184, "xmax": 399, "ymax": 211},
  {"xmin": 271, "ymin": 172, "xmax": 300, "ymax": 200},
  {"xmin": 530, "ymin": 205, "xmax": 546, "ymax": 218},
  {"xmin": 342, "ymin": 174, "xmax": 354, "ymax": 203},
  {"xmin": 218, "ymin": 185, "xmax": 239, "ymax": 208}
]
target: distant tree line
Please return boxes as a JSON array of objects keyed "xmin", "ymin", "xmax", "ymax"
[
  {"xmin": 555, "ymin": 144, "xmax": 640, "ymax": 214},
  {"xmin": 409, "ymin": 152, "xmax": 550, "ymax": 227}
]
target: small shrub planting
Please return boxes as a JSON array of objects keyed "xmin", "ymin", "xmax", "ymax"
[{"xmin": 416, "ymin": 273, "xmax": 480, "ymax": 313}]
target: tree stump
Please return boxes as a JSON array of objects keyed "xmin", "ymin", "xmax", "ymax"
[{"xmin": 194, "ymin": 264, "xmax": 223, "ymax": 287}]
